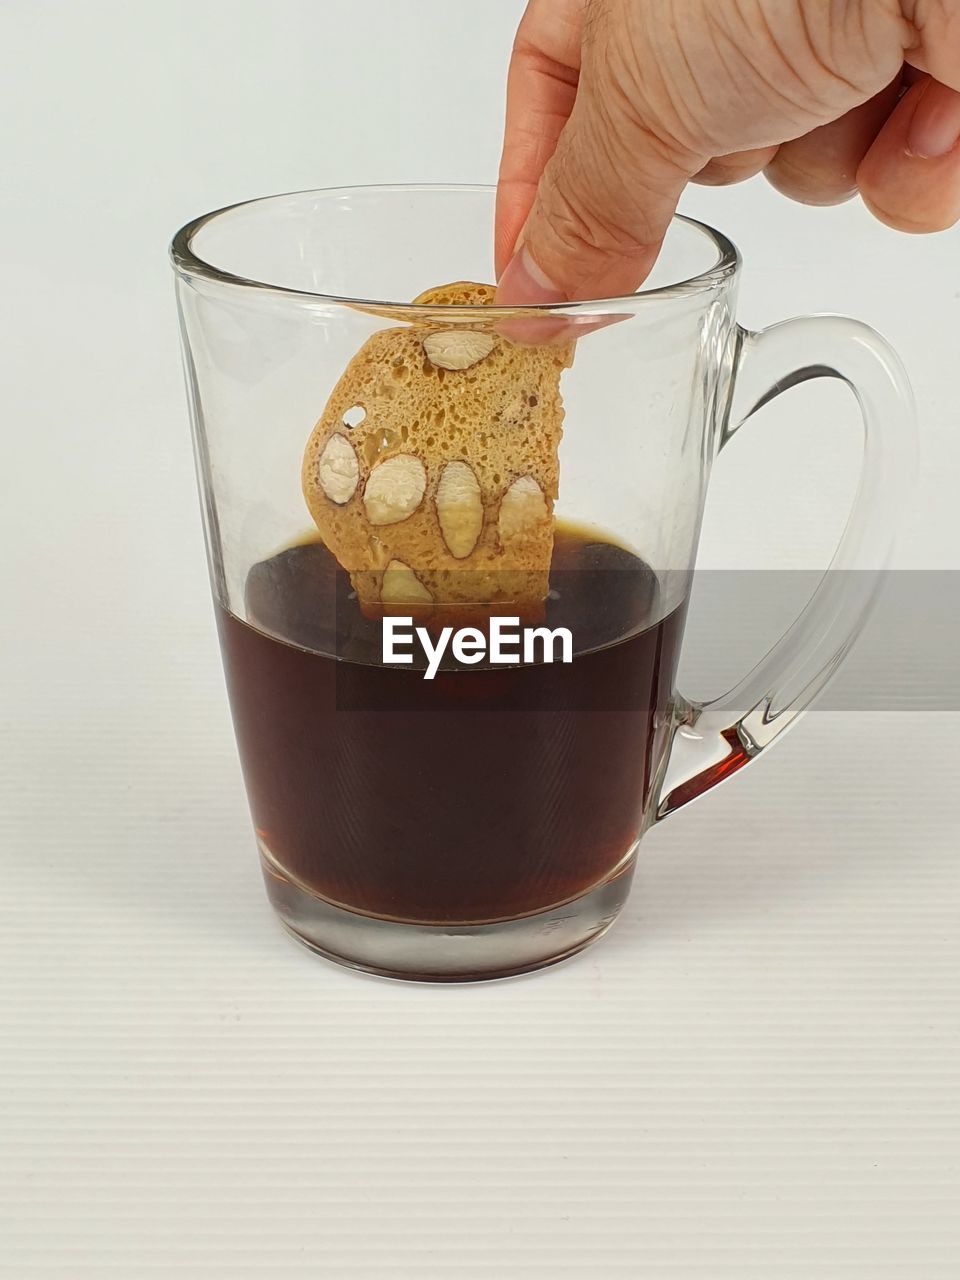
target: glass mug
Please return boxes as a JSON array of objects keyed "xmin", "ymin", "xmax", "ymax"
[{"xmin": 171, "ymin": 185, "xmax": 914, "ymax": 982}]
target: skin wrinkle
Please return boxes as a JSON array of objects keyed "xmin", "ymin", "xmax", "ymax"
[
  {"xmin": 506, "ymin": 31, "xmax": 581, "ymax": 139},
  {"xmin": 517, "ymin": 0, "xmax": 586, "ymax": 65},
  {"xmin": 649, "ymin": 4, "xmax": 758, "ymax": 154},
  {"xmin": 602, "ymin": 67, "xmax": 699, "ymax": 168},
  {"xmin": 599, "ymin": 26, "xmax": 706, "ymax": 165},
  {"xmin": 850, "ymin": 0, "xmax": 912, "ymax": 69},
  {"xmin": 591, "ymin": 83, "xmax": 696, "ymax": 202},
  {"xmin": 797, "ymin": 1, "xmax": 894, "ymax": 96},
  {"xmin": 711, "ymin": 13, "xmax": 820, "ymax": 140},
  {"xmin": 666, "ymin": 4, "xmax": 760, "ymax": 144},
  {"xmin": 901, "ymin": 2, "xmax": 960, "ymax": 73},
  {"xmin": 656, "ymin": 0, "xmax": 715, "ymax": 148},
  {"xmin": 747, "ymin": 0, "xmax": 853, "ymax": 116},
  {"xmin": 727, "ymin": 0, "xmax": 810, "ymax": 95},
  {"xmin": 501, "ymin": 101, "xmax": 578, "ymax": 182},
  {"xmin": 530, "ymin": 95, "xmax": 684, "ymax": 291},
  {"xmin": 851, "ymin": 0, "xmax": 876, "ymax": 65},
  {"xmin": 695, "ymin": 146, "xmax": 781, "ymax": 184},
  {"xmin": 701, "ymin": 4, "xmax": 766, "ymax": 120},
  {"xmin": 538, "ymin": 168, "xmax": 654, "ymax": 266},
  {"xmin": 581, "ymin": 0, "xmax": 608, "ymax": 54},
  {"xmin": 796, "ymin": 1, "xmax": 874, "ymax": 98},
  {"xmin": 500, "ymin": 120, "xmax": 575, "ymax": 184},
  {"xmin": 511, "ymin": 41, "xmax": 580, "ymax": 92},
  {"xmin": 702, "ymin": 4, "xmax": 789, "ymax": 128},
  {"xmin": 575, "ymin": 98, "xmax": 682, "ymax": 243},
  {"xmin": 616, "ymin": 10, "xmax": 716, "ymax": 171},
  {"xmin": 902, "ymin": 0, "xmax": 944, "ymax": 33}
]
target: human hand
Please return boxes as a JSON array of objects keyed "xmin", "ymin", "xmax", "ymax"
[{"xmin": 496, "ymin": 0, "xmax": 960, "ymax": 303}]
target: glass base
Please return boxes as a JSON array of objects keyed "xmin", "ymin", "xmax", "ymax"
[{"xmin": 259, "ymin": 845, "xmax": 637, "ymax": 983}]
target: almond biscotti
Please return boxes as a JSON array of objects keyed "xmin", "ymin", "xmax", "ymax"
[{"xmin": 302, "ymin": 281, "xmax": 573, "ymax": 618}]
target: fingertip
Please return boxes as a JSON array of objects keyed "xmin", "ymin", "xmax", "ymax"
[
  {"xmin": 494, "ymin": 222, "xmax": 519, "ymax": 285},
  {"xmin": 762, "ymin": 83, "xmax": 901, "ymax": 208},
  {"xmin": 859, "ymin": 189, "xmax": 960, "ymax": 234},
  {"xmin": 905, "ymin": 77, "xmax": 960, "ymax": 159},
  {"xmin": 494, "ymin": 181, "xmax": 536, "ymax": 282},
  {"xmin": 496, "ymin": 244, "xmax": 568, "ymax": 306},
  {"xmin": 857, "ymin": 80, "xmax": 960, "ymax": 234},
  {"xmin": 764, "ymin": 158, "xmax": 859, "ymax": 206}
]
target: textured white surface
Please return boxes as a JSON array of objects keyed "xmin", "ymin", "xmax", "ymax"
[{"xmin": 2, "ymin": 2, "xmax": 959, "ymax": 1275}]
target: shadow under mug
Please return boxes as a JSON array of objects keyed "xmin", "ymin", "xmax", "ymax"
[{"xmin": 171, "ymin": 185, "xmax": 915, "ymax": 982}]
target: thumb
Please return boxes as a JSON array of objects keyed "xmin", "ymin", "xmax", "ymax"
[{"xmin": 496, "ymin": 74, "xmax": 702, "ymax": 304}]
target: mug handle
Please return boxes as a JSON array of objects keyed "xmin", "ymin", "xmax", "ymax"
[{"xmin": 656, "ymin": 316, "xmax": 916, "ymax": 819}]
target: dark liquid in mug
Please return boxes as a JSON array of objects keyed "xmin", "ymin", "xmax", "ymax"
[{"xmin": 216, "ymin": 525, "xmax": 686, "ymax": 924}]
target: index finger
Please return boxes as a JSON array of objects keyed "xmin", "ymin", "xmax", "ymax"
[{"xmin": 495, "ymin": 0, "xmax": 586, "ymax": 278}]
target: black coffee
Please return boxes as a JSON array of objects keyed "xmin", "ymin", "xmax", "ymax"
[{"xmin": 216, "ymin": 525, "xmax": 686, "ymax": 924}]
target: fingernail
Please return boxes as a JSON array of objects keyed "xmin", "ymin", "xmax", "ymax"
[
  {"xmin": 906, "ymin": 81, "xmax": 960, "ymax": 159},
  {"xmin": 496, "ymin": 245, "xmax": 567, "ymax": 305}
]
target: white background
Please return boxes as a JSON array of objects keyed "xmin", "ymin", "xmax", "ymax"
[{"xmin": 2, "ymin": 2, "xmax": 959, "ymax": 1275}]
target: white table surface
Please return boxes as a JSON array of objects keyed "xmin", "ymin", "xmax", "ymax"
[{"xmin": 2, "ymin": 3, "xmax": 959, "ymax": 1275}]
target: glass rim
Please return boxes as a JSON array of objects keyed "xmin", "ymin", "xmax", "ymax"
[{"xmin": 169, "ymin": 182, "xmax": 741, "ymax": 313}]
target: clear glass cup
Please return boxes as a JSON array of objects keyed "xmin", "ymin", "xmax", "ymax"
[{"xmin": 171, "ymin": 185, "xmax": 915, "ymax": 981}]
